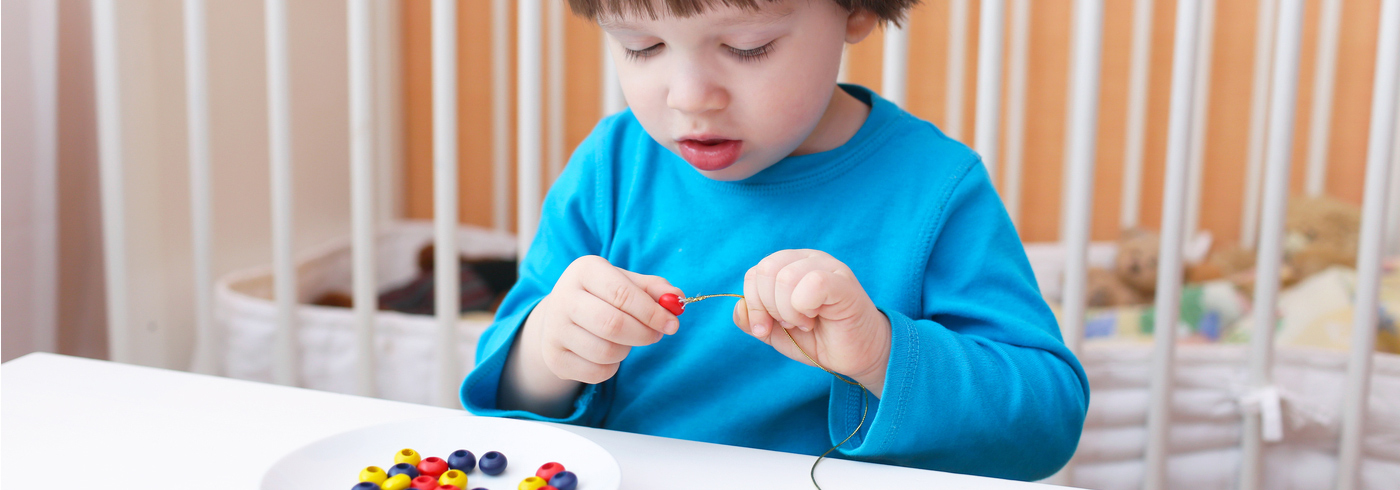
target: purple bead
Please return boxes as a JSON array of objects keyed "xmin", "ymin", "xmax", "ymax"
[
  {"xmin": 447, "ymin": 449, "xmax": 476, "ymax": 473},
  {"xmin": 352, "ymin": 483, "xmax": 380, "ymax": 490},
  {"xmin": 387, "ymin": 462, "xmax": 420, "ymax": 479},
  {"xmin": 478, "ymin": 451, "xmax": 507, "ymax": 476},
  {"xmin": 549, "ymin": 471, "xmax": 578, "ymax": 490}
]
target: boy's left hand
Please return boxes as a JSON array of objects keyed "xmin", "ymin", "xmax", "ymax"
[{"xmin": 733, "ymin": 250, "xmax": 891, "ymax": 398}]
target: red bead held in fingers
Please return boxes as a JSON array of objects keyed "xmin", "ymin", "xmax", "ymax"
[{"xmin": 659, "ymin": 293, "xmax": 684, "ymax": 316}]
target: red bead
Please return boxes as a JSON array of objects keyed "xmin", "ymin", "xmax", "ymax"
[
  {"xmin": 410, "ymin": 475, "xmax": 439, "ymax": 490},
  {"xmin": 417, "ymin": 457, "xmax": 448, "ymax": 478},
  {"xmin": 535, "ymin": 462, "xmax": 565, "ymax": 481},
  {"xmin": 659, "ymin": 293, "xmax": 684, "ymax": 316},
  {"xmin": 541, "ymin": 487, "xmax": 559, "ymax": 490},
  {"xmin": 437, "ymin": 487, "xmax": 461, "ymax": 490}
]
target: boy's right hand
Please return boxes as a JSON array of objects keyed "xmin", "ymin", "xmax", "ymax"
[{"xmin": 525, "ymin": 255, "xmax": 681, "ymax": 384}]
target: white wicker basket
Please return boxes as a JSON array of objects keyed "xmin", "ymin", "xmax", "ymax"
[{"xmin": 212, "ymin": 221, "xmax": 516, "ymax": 405}]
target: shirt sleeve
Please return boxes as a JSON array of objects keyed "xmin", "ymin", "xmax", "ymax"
[
  {"xmin": 829, "ymin": 159, "xmax": 1090, "ymax": 481},
  {"xmin": 459, "ymin": 116, "xmax": 618, "ymax": 425}
]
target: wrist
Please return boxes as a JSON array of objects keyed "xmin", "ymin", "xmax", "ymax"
[
  {"xmin": 500, "ymin": 299, "xmax": 583, "ymax": 416},
  {"xmin": 848, "ymin": 309, "xmax": 891, "ymax": 398}
]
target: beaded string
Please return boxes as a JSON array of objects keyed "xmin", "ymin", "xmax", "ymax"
[{"xmin": 680, "ymin": 294, "xmax": 870, "ymax": 490}]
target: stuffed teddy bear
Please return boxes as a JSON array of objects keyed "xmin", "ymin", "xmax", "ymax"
[
  {"xmin": 1086, "ymin": 228, "xmax": 1161, "ymax": 307},
  {"xmin": 1187, "ymin": 195, "xmax": 1360, "ymax": 293}
]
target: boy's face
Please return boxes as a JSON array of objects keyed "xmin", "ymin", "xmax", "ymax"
[{"xmin": 601, "ymin": 0, "xmax": 859, "ymax": 181}]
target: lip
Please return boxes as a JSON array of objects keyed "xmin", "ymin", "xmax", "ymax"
[{"xmin": 676, "ymin": 136, "xmax": 743, "ymax": 171}]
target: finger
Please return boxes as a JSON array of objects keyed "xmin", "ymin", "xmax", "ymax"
[
  {"xmin": 549, "ymin": 348, "xmax": 619, "ymax": 385},
  {"xmin": 620, "ymin": 270, "xmax": 683, "ymax": 334},
  {"xmin": 743, "ymin": 267, "xmax": 776, "ymax": 337},
  {"xmin": 732, "ymin": 298, "xmax": 772, "ymax": 344},
  {"xmin": 791, "ymin": 266, "xmax": 865, "ymax": 325},
  {"xmin": 559, "ymin": 322, "xmax": 633, "ymax": 365},
  {"xmin": 752, "ymin": 255, "xmax": 791, "ymax": 331},
  {"xmin": 580, "ymin": 264, "xmax": 677, "ymax": 335},
  {"xmin": 774, "ymin": 257, "xmax": 832, "ymax": 331},
  {"xmin": 569, "ymin": 293, "xmax": 665, "ymax": 347}
]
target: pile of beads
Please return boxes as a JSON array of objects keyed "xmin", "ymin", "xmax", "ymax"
[{"xmin": 352, "ymin": 448, "xmax": 579, "ymax": 490}]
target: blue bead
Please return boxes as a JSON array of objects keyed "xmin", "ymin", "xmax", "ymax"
[
  {"xmin": 387, "ymin": 463, "xmax": 421, "ymax": 479},
  {"xmin": 447, "ymin": 449, "xmax": 477, "ymax": 473},
  {"xmin": 478, "ymin": 451, "xmax": 507, "ymax": 476},
  {"xmin": 549, "ymin": 471, "xmax": 578, "ymax": 490},
  {"xmin": 353, "ymin": 483, "xmax": 380, "ymax": 490}
]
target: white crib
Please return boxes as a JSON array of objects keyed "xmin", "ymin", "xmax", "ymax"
[{"xmin": 88, "ymin": 0, "xmax": 1400, "ymax": 489}]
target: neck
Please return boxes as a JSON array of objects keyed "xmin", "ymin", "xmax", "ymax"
[{"xmin": 789, "ymin": 85, "xmax": 870, "ymax": 156}]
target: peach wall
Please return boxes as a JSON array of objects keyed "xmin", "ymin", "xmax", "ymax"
[{"xmin": 401, "ymin": 0, "xmax": 1381, "ymax": 247}]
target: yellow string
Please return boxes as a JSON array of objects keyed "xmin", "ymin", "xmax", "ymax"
[{"xmin": 682, "ymin": 294, "xmax": 870, "ymax": 490}]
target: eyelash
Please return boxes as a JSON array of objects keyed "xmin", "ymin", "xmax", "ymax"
[{"xmin": 621, "ymin": 41, "xmax": 776, "ymax": 62}]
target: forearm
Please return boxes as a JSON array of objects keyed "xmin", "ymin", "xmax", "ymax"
[{"xmin": 497, "ymin": 305, "xmax": 583, "ymax": 418}]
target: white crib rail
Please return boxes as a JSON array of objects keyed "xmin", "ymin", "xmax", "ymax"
[
  {"xmin": 431, "ymin": 0, "xmax": 462, "ymax": 409},
  {"xmin": 974, "ymin": 0, "xmax": 1005, "ymax": 183},
  {"xmin": 1240, "ymin": 1, "xmax": 1305, "ymax": 488},
  {"xmin": 264, "ymin": 0, "xmax": 299, "ymax": 387},
  {"xmin": 349, "ymin": 0, "xmax": 377, "ymax": 398},
  {"xmin": 84, "ymin": 1, "xmax": 1400, "ymax": 487},
  {"xmin": 1143, "ymin": 1, "xmax": 1203, "ymax": 488},
  {"xmin": 183, "ymin": 0, "xmax": 217, "ymax": 376},
  {"xmin": 1338, "ymin": 3, "xmax": 1400, "ymax": 489}
]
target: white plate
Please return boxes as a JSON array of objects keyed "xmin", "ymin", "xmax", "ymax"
[{"xmin": 262, "ymin": 415, "xmax": 621, "ymax": 490}]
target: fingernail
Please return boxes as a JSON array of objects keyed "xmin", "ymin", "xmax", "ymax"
[
  {"xmin": 754, "ymin": 323, "xmax": 766, "ymax": 336},
  {"xmin": 779, "ymin": 321, "xmax": 793, "ymax": 329},
  {"xmin": 666, "ymin": 320, "xmax": 679, "ymax": 335}
]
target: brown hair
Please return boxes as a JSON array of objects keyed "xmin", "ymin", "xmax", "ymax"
[{"xmin": 567, "ymin": 0, "xmax": 920, "ymax": 26}]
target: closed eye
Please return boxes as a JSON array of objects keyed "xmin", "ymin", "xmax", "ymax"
[
  {"xmin": 728, "ymin": 41, "xmax": 775, "ymax": 62},
  {"xmin": 624, "ymin": 43, "xmax": 663, "ymax": 61}
]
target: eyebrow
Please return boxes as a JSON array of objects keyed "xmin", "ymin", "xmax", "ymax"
[{"xmin": 599, "ymin": 4, "xmax": 795, "ymax": 31}]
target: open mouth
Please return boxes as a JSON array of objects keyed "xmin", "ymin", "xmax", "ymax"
[{"xmin": 677, "ymin": 139, "xmax": 743, "ymax": 171}]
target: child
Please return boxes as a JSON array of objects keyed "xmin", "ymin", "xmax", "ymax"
[{"xmin": 462, "ymin": 0, "xmax": 1088, "ymax": 480}]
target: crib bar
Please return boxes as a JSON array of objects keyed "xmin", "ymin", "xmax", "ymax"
[
  {"xmin": 1003, "ymin": 0, "xmax": 1030, "ymax": 226},
  {"xmin": 1304, "ymin": 0, "xmax": 1343, "ymax": 197},
  {"xmin": 838, "ymin": 45, "xmax": 851, "ymax": 84},
  {"xmin": 1143, "ymin": 1, "xmax": 1203, "ymax": 488},
  {"xmin": 1120, "ymin": 0, "xmax": 1154, "ymax": 230},
  {"xmin": 1060, "ymin": 0, "xmax": 1103, "ymax": 360},
  {"xmin": 882, "ymin": 24, "xmax": 908, "ymax": 107},
  {"xmin": 493, "ymin": 0, "xmax": 510, "ymax": 232},
  {"xmin": 265, "ymin": 0, "xmax": 299, "ymax": 386},
  {"xmin": 349, "ymin": 0, "xmax": 377, "ymax": 397},
  {"xmin": 183, "ymin": 0, "xmax": 217, "ymax": 374},
  {"xmin": 603, "ymin": 34, "xmax": 626, "ymax": 115},
  {"xmin": 975, "ymin": 0, "xmax": 1005, "ymax": 182},
  {"xmin": 519, "ymin": 0, "xmax": 543, "ymax": 260},
  {"xmin": 31, "ymin": 0, "xmax": 59, "ymax": 356},
  {"xmin": 1336, "ymin": 3, "xmax": 1400, "ymax": 488},
  {"xmin": 547, "ymin": 0, "xmax": 565, "ymax": 181},
  {"xmin": 1240, "ymin": 1, "xmax": 1305, "ymax": 488},
  {"xmin": 1241, "ymin": 0, "xmax": 1277, "ymax": 248},
  {"xmin": 1184, "ymin": 0, "xmax": 1216, "ymax": 246},
  {"xmin": 946, "ymin": 0, "xmax": 969, "ymax": 140},
  {"xmin": 431, "ymin": 0, "xmax": 461, "ymax": 408},
  {"xmin": 92, "ymin": 0, "xmax": 131, "ymax": 364},
  {"xmin": 1390, "ymin": 108, "xmax": 1400, "ymax": 257}
]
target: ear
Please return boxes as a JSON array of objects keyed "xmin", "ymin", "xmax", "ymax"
[{"xmin": 845, "ymin": 9, "xmax": 879, "ymax": 44}]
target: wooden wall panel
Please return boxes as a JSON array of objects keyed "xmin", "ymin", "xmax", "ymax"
[{"xmin": 401, "ymin": 0, "xmax": 1380, "ymax": 246}]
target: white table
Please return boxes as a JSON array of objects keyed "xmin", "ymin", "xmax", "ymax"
[{"xmin": 2, "ymin": 353, "xmax": 1071, "ymax": 489}]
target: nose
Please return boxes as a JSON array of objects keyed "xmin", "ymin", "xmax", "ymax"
[{"xmin": 666, "ymin": 68, "xmax": 728, "ymax": 115}]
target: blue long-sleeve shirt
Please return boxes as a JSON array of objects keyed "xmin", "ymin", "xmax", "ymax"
[{"xmin": 461, "ymin": 85, "xmax": 1088, "ymax": 481}]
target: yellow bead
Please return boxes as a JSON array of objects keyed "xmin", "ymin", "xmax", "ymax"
[
  {"xmin": 394, "ymin": 448, "xmax": 422, "ymax": 466},
  {"xmin": 439, "ymin": 469, "xmax": 468, "ymax": 488},
  {"xmin": 380, "ymin": 474, "xmax": 411, "ymax": 490},
  {"xmin": 360, "ymin": 466, "xmax": 388, "ymax": 484},
  {"xmin": 518, "ymin": 476, "xmax": 548, "ymax": 490}
]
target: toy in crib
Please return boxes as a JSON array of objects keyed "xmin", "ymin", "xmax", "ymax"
[{"xmin": 353, "ymin": 448, "xmax": 579, "ymax": 490}]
